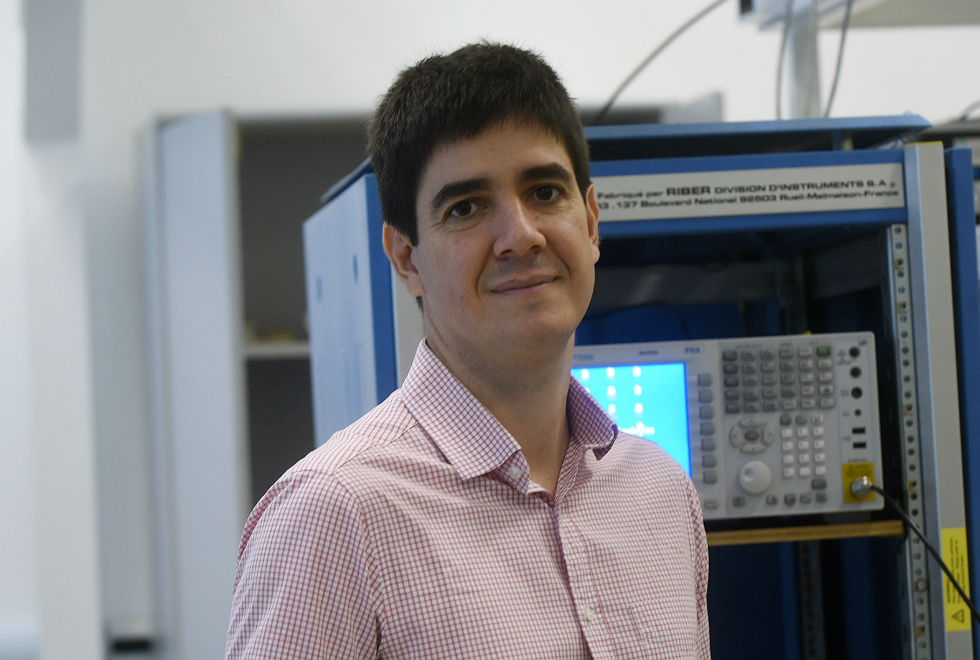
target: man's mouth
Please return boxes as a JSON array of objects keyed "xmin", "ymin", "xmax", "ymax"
[{"xmin": 492, "ymin": 274, "xmax": 559, "ymax": 294}]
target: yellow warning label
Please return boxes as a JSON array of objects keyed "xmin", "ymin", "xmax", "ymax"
[
  {"xmin": 841, "ymin": 462, "xmax": 875, "ymax": 503},
  {"xmin": 942, "ymin": 527, "xmax": 972, "ymax": 632}
]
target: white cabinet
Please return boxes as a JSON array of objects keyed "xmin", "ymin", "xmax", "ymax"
[{"xmin": 144, "ymin": 110, "xmax": 367, "ymax": 660}]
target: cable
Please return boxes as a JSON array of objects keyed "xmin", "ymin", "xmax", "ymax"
[
  {"xmin": 775, "ymin": 0, "xmax": 796, "ymax": 120},
  {"xmin": 822, "ymin": 0, "xmax": 856, "ymax": 117},
  {"xmin": 592, "ymin": 0, "xmax": 730, "ymax": 126},
  {"xmin": 959, "ymin": 99, "xmax": 980, "ymax": 121},
  {"xmin": 851, "ymin": 477, "xmax": 980, "ymax": 625}
]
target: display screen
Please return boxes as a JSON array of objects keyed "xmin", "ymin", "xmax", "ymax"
[{"xmin": 572, "ymin": 362, "xmax": 691, "ymax": 475}]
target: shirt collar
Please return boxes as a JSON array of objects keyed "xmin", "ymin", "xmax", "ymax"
[{"xmin": 401, "ymin": 341, "xmax": 620, "ymax": 481}]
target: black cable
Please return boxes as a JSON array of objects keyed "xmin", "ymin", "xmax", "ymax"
[
  {"xmin": 592, "ymin": 0, "xmax": 730, "ymax": 126},
  {"xmin": 959, "ymin": 99, "xmax": 980, "ymax": 121},
  {"xmin": 822, "ymin": 0, "xmax": 856, "ymax": 117},
  {"xmin": 867, "ymin": 482, "xmax": 980, "ymax": 625}
]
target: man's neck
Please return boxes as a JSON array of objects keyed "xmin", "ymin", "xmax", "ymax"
[{"xmin": 428, "ymin": 338, "xmax": 575, "ymax": 494}]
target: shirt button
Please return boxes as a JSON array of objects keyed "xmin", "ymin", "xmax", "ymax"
[
  {"xmin": 584, "ymin": 606, "xmax": 597, "ymax": 622},
  {"xmin": 507, "ymin": 466, "xmax": 522, "ymax": 480}
]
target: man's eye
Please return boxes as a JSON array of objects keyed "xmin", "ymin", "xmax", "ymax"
[
  {"xmin": 448, "ymin": 200, "xmax": 477, "ymax": 218},
  {"xmin": 533, "ymin": 185, "xmax": 561, "ymax": 202}
]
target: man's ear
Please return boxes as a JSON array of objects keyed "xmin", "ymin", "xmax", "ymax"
[
  {"xmin": 585, "ymin": 185, "xmax": 601, "ymax": 263},
  {"xmin": 383, "ymin": 225, "xmax": 425, "ymax": 297}
]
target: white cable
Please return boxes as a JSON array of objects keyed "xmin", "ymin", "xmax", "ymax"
[
  {"xmin": 823, "ymin": 0, "xmax": 856, "ymax": 117},
  {"xmin": 775, "ymin": 0, "xmax": 797, "ymax": 120}
]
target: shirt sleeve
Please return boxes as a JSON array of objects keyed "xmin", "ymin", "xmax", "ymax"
[
  {"xmin": 685, "ymin": 475, "xmax": 712, "ymax": 660},
  {"xmin": 225, "ymin": 469, "xmax": 378, "ymax": 660}
]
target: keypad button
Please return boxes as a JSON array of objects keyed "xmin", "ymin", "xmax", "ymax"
[
  {"xmin": 762, "ymin": 375, "xmax": 778, "ymax": 386},
  {"xmin": 733, "ymin": 496, "xmax": 746, "ymax": 507},
  {"xmin": 799, "ymin": 359, "xmax": 814, "ymax": 371},
  {"xmin": 703, "ymin": 470, "xmax": 718, "ymax": 484},
  {"xmin": 698, "ymin": 373, "xmax": 712, "ymax": 387},
  {"xmin": 818, "ymin": 372, "xmax": 834, "ymax": 383},
  {"xmin": 703, "ymin": 498, "xmax": 720, "ymax": 509},
  {"xmin": 798, "ymin": 347, "xmax": 814, "ymax": 358},
  {"xmin": 761, "ymin": 350, "xmax": 775, "ymax": 360},
  {"xmin": 782, "ymin": 400, "xmax": 798, "ymax": 410},
  {"xmin": 744, "ymin": 403, "xmax": 760, "ymax": 413},
  {"xmin": 813, "ymin": 439, "xmax": 825, "ymax": 449},
  {"xmin": 818, "ymin": 358, "xmax": 833, "ymax": 370},
  {"xmin": 782, "ymin": 441, "xmax": 794, "ymax": 451},
  {"xmin": 703, "ymin": 455, "xmax": 717, "ymax": 468},
  {"xmin": 797, "ymin": 440, "xmax": 810, "ymax": 451},
  {"xmin": 724, "ymin": 376, "xmax": 739, "ymax": 387},
  {"xmin": 722, "ymin": 350, "xmax": 738, "ymax": 361},
  {"xmin": 801, "ymin": 399, "xmax": 817, "ymax": 410},
  {"xmin": 766, "ymin": 494, "xmax": 779, "ymax": 505},
  {"xmin": 763, "ymin": 402, "xmax": 778, "ymax": 412},
  {"xmin": 815, "ymin": 465, "xmax": 827, "ymax": 476},
  {"xmin": 796, "ymin": 427, "xmax": 810, "ymax": 438},
  {"xmin": 811, "ymin": 478, "xmax": 828, "ymax": 490},
  {"xmin": 726, "ymin": 403, "xmax": 741, "ymax": 414},
  {"xmin": 741, "ymin": 351, "xmax": 757, "ymax": 361},
  {"xmin": 784, "ymin": 467, "xmax": 796, "ymax": 478},
  {"xmin": 699, "ymin": 390, "xmax": 714, "ymax": 403},
  {"xmin": 799, "ymin": 454, "xmax": 811, "ymax": 464},
  {"xmin": 784, "ymin": 494, "xmax": 797, "ymax": 505},
  {"xmin": 819, "ymin": 398, "xmax": 835, "ymax": 409},
  {"xmin": 723, "ymin": 363, "xmax": 739, "ymax": 375},
  {"xmin": 781, "ymin": 428, "xmax": 794, "ymax": 439},
  {"xmin": 813, "ymin": 427, "xmax": 825, "ymax": 438},
  {"xmin": 816, "ymin": 346, "xmax": 832, "ymax": 357},
  {"xmin": 799, "ymin": 373, "xmax": 815, "ymax": 384},
  {"xmin": 814, "ymin": 453, "xmax": 826, "ymax": 463},
  {"xmin": 800, "ymin": 493, "xmax": 812, "ymax": 504},
  {"xmin": 781, "ymin": 374, "xmax": 795, "ymax": 385},
  {"xmin": 779, "ymin": 348, "xmax": 794, "ymax": 358},
  {"xmin": 783, "ymin": 455, "xmax": 795, "ymax": 465},
  {"xmin": 744, "ymin": 390, "xmax": 759, "ymax": 402},
  {"xmin": 815, "ymin": 492, "xmax": 828, "ymax": 503},
  {"xmin": 701, "ymin": 422, "xmax": 716, "ymax": 435},
  {"xmin": 701, "ymin": 439, "xmax": 717, "ymax": 451},
  {"xmin": 700, "ymin": 406, "xmax": 714, "ymax": 419},
  {"xmin": 799, "ymin": 466, "xmax": 812, "ymax": 477},
  {"xmin": 743, "ymin": 377, "xmax": 758, "ymax": 387}
]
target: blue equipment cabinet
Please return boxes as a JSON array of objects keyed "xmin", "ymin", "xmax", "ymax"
[{"xmin": 303, "ymin": 116, "xmax": 980, "ymax": 660}]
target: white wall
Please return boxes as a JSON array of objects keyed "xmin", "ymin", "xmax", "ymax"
[
  {"xmin": 0, "ymin": 1, "xmax": 38, "ymax": 658},
  {"xmin": 2, "ymin": 0, "xmax": 978, "ymax": 657}
]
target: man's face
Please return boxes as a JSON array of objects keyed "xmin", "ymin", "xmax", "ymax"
[{"xmin": 385, "ymin": 119, "xmax": 600, "ymax": 370}]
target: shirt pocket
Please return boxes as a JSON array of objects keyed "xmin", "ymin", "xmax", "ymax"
[{"xmin": 622, "ymin": 599, "xmax": 699, "ymax": 660}]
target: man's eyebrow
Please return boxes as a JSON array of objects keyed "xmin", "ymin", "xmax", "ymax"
[
  {"xmin": 520, "ymin": 163, "xmax": 575, "ymax": 185},
  {"xmin": 429, "ymin": 178, "xmax": 492, "ymax": 214}
]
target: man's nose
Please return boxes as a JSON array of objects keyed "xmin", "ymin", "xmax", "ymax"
[{"xmin": 493, "ymin": 197, "xmax": 546, "ymax": 257}]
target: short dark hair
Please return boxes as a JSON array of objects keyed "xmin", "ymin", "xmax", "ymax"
[{"xmin": 367, "ymin": 42, "xmax": 591, "ymax": 245}]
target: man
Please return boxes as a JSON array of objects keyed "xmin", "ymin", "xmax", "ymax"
[{"xmin": 226, "ymin": 42, "xmax": 710, "ymax": 659}]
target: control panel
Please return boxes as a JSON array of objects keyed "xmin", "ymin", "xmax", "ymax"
[{"xmin": 572, "ymin": 332, "xmax": 883, "ymax": 520}]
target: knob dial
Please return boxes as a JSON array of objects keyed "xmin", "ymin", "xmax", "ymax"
[{"xmin": 738, "ymin": 461, "xmax": 772, "ymax": 495}]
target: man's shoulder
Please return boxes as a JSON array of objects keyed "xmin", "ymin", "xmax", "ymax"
[
  {"xmin": 292, "ymin": 389, "xmax": 419, "ymax": 478},
  {"xmin": 603, "ymin": 432, "xmax": 694, "ymax": 492}
]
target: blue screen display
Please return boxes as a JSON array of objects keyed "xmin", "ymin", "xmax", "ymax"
[{"xmin": 572, "ymin": 362, "xmax": 691, "ymax": 475}]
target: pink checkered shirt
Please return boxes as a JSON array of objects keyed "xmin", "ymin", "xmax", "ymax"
[{"xmin": 226, "ymin": 341, "xmax": 710, "ymax": 659}]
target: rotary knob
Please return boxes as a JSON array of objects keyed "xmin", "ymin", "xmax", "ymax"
[{"xmin": 738, "ymin": 460, "xmax": 772, "ymax": 495}]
